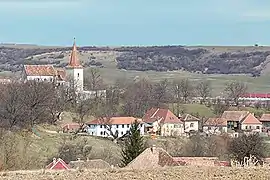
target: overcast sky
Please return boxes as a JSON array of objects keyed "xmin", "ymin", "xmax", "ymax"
[{"xmin": 0, "ymin": 0, "xmax": 270, "ymax": 46}]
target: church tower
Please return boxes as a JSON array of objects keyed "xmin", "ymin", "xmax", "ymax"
[{"xmin": 66, "ymin": 38, "xmax": 84, "ymax": 92}]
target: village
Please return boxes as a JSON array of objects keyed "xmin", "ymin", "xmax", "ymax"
[{"xmin": 1, "ymin": 39, "xmax": 270, "ymax": 176}]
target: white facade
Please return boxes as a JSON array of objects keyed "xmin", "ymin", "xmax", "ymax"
[
  {"xmin": 87, "ymin": 123, "xmax": 145, "ymax": 138},
  {"xmin": 241, "ymin": 124, "xmax": 262, "ymax": 132},
  {"xmin": 184, "ymin": 121, "xmax": 199, "ymax": 132},
  {"xmin": 66, "ymin": 68, "xmax": 84, "ymax": 92},
  {"xmin": 160, "ymin": 123, "xmax": 184, "ymax": 136},
  {"xmin": 203, "ymin": 126, "xmax": 227, "ymax": 135},
  {"xmin": 26, "ymin": 75, "xmax": 55, "ymax": 82}
]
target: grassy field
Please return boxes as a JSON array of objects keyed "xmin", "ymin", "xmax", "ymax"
[{"xmin": 1, "ymin": 166, "xmax": 270, "ymax": 180}]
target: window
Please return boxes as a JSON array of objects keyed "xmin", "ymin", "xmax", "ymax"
[
  {"xmin": 121, "ymin": 131, "xmax": 124, "ymax": 135},
  {"xmin": 208, "ymin": 127, "xmax": 211, "ymax": 130},
  {"xmin": 100, "ymin": 125, "xmax": 103, "ymax": 128},
  {"xmin": 249, "ymin": 126, "xmax": 252, "ymax": 129},
  {"xmin": 127, "ymin": 124, "xmax": 130, "ymax": 128},
  {"xmin": 190, "ymin": 123, "xmax": 194, "ymax": 128},
  {"xmin": 100, "ymin": 131, "xmax": 103, "ymax": 135},
  {"xmin": 116, "ymin": 125, "xmax": 119, "ymax": 128},
  {"xmin": 77, "ymin": 73, "xmax": 80, "ymax": 77},
  {"xmin": 245, "ymin": 126, "xmax": 248, "ymax": 130},
  {"xmin": 122, "ymin": 124, "xmax": 125, "ymax": 128},
  {"xmin": 256, "ymin": 126, "xmax": 260, "ymax": 129},
  {"xmin": 91, "ymin": 132, "xmax": 93, "ymax": 135}
]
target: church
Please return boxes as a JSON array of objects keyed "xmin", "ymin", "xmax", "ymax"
[{"xmin": 22, "ymin": 39, "xmax": 106, "ymax": 99}]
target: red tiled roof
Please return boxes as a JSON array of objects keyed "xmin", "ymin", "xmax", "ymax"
[
  {"xmin": 24, "ymin": 65, "xmax": 57, "ymax": 76},
  {"xmin": 221, "ymin": 111, "xmax": 249, "ymax": 122},
  {"xmin": 260, "ymin": 114, "xmax": 270, "ymax": 122},
  {"xmin": 240, "ymin": 93, "xmax": 270, "ymax": 98},
  {"xmin": 46, "ymin": 158, "xmax": 70, "ymax": 170},
  {"xmin": 88, "ymin": 117, "xmax": 142, "ymax": 125},
  {"xmin": 241, "ymin": 113, "xmax": 262, "ymax": 125},
  {"xmin": 182, "ymin": 114, "xmax": 200, "ymax": 122},
  {"xmin": 143, "ymin": 108, "xmax": 183, "ymax": 124},
  {"xmin": 67, "ymin": 38, "xmax": 82, "ymax": 69},
  {"xmin": 204, "ymin": 118, "xmax": 227, "ymax": 126}
]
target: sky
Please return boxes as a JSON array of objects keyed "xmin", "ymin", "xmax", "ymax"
[{"xmin": 0, "ymin": 0, "xmax": 270, "ymax": 46}]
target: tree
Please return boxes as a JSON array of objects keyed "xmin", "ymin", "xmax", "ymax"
[
  {"xmin": 229, "ymin": 133, "xmax": 265, "ymax": 164},
  {"xmin": 224, "ymin": 81, "xmax": 247, "ymax": 106},
  {"xmin": 196, "ymin": 80, "xmax": 211, "ymax": 104},
  {"xmin": 84, "ymin": 68, "xmax": 104, "ymax": 91},
  {"xmin": 122, "ymin": 79, "xmax": 153, "ymax": 117},
  {"xmin": 121, "ymin": 120, "xmax": 145, "ymax": 166},
  {"xmin": 151, "ymin": 79, "xmax": 169, "ymax": 107},
  {"xmin": 172, "ymin": 78, "xmax": 193, "ymax": 104},
  {"xmin": 212, "ymin": 98, "xmax": 229, "ymax": 116}
]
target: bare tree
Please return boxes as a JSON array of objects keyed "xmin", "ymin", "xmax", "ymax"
[
  {"xmin": 172, "ymin": 78, "xmax": 193, "ymax": 105},
  {"xmin": 196, "ymin": 80, "xmax": 211, "ymax": 104},
  {"xmin": 152, "ymin": 79, "xmax": 169, "ymax": 107},
  {"xmin": 212, "ymin": 98, "xmax": 229, "ymax": 116},
  {"xmin": 224, "ymin": 81, "xmax": 247, "ymax": 106},
  {"xmin": 122, "ymin": 79, "xmax": 154, "ymax": 117},
  {"xmin": 84, "ymin": 68, "xmax": 104, "ymax": 91}
]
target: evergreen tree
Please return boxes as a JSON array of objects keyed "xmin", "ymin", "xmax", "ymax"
[{"xmin": 121, "ymin": 120, "xmax": 145, "ymax": 166}]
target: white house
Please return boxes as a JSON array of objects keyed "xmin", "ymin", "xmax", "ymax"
[
  {"xmin": 182, "ymin": 114, "xmax": 200, "ymax": 133},
  {"xmin": 240, "ymin": 113, "xmax": 262, "ymax": 133},
  {"xmin": 143, "ymin": 108, "xmax": 184, "ymax": 136},
  {"xmin": 203, "ymin": 118, "xmax": 228, "ymax": 135},
  {"xmin": 86, "ymin": 117, "xmax": 144, "ymax": 138}
]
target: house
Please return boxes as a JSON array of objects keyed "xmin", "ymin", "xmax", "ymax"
[
  {"xmin": 143, "ymin": 108, "xmax": 184, "ymax": 136},
  {"xmin": 260, "ymin": 114, "xmax": 270, "ymax": 130},
  {"xmin": 203, "ymin": 118, "xmax": 227, "ymax": 135},
  {"xmin": 69, "ymin": 159, "xmax": 111, "ymax": 169},
  {"xmin": 182, "ymin": 114, "xmax": 200, "ymax": 133},
  {"xmin": 221, "ymin": 111, "xmax": 250, "ymax": 131},
  {"xmin": 46, "ymin": 158, "xmax": 70, "ymax": 170},
  {"xmin": 86, "ymin": 117, "xmax": 144, "ymax": 138},
  {"xmin": 126, "ymin": 145, "xmax": 180, "ymax": 169},
  {"xmin": 240, "ymin": 113, "xmax": 262, "ymax": 133}
]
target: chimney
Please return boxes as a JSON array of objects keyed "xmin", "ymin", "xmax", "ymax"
[
  {"xmin": 150, "ymin": 145, "xmax": 156, "ymax": 153},
  {"xmin": 53, "ymin": 158, "xmax": 57, "ymax": 164}
]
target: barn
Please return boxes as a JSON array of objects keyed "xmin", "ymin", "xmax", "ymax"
[{"xmin": 46, "ymin": 158, "xmax": 70, "ymax": 170}]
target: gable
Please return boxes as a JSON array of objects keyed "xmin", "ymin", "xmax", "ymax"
[
  {"xmin": 143, "ymin": 108, "xmax": 182, "ymax": 124},
  {"xmin": 241, "ymin": 113, "xmax": 262, "ymax": 125}
]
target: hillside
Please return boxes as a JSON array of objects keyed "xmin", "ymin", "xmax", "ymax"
[
  {"xmin": 2, "ymin": 44, "xmax": 270, "ymax": 94},
  {"xmin": 1, "ymin": 45, "xmax": 270, "ymax": 75}
]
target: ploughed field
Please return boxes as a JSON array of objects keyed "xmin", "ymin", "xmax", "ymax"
[{"xmin": 0, "ymin": 166, "xmax": 269, "ymax": 180}]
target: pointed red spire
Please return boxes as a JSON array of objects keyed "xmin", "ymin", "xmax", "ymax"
[{"xmin": 67, "ymin": 38, "xmax": 82, "ymax": 68}]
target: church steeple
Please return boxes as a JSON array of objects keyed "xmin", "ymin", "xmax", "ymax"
[{"xmin": 67, "ymin": 38, "xmax": 82, "ymax": 68}]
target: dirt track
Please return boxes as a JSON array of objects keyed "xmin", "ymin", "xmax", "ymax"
[{"xmin": 1, "ymin": 167, "xmax": 270, "ymax": 180}]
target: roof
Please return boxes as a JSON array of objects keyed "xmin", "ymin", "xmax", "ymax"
[
  {"xmin": 241, "ymin": 113, "xmax": 262, "ymax": 125},
  {"xmin": 221, "ymin": 111, "xmax": 249, "ymax": 122},
  {"xmin": 46, "ymin": 158, "xmax": 70, "ymax": 170},
  {"xmin": 126, "ymin": 147, "xmax": 179, "ymax": 169},
  {"xmin": 67, "ymin": 38, "xmax": 82, "ymax": 69},
  {"xmin": 143, "ymin": 108, "xmax": 183, "ymax": 124},
  {"xmin": 204, "ymin": 118, "xmax": 227, "ymax": 126},
  {"xmin": 69, "ymin": 159, "xmax": 111, "ymax": 169},
  {"xmin": 240, "ymin": 93, "xmax": 270, "ymax": 98},
  {"xmin": 88, "ymin": 117, "xmax": 142, "ymax": 125},
  {"xmin": 260, "ymin": 114, "xmax": 270, "ymax": 122},
  {"xmin": 182, "ymin": 114, "xmax": 200, "ymax": 122},
  {"xmin": 24, "ymin": 65, "xmax": 57, "ymax": 76}
]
